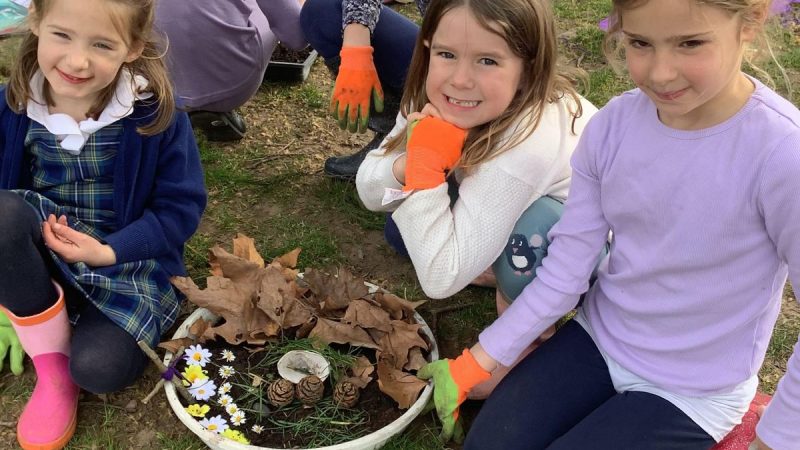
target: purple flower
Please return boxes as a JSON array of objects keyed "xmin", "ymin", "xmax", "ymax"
[{"xmin": 770, "ymin": 0, "xmax": 800, "ymax": 16}]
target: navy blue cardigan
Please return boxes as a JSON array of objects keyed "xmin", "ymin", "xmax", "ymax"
[{"xmin": 0, "ymin": 87, "xmax": 207, "ymax": 276}]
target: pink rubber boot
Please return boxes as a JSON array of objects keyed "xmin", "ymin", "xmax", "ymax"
[{"xmin": 2, "ymin": 282, "xmax": 79, "ymax": 450}]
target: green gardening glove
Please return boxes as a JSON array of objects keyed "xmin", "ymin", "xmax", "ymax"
[
  {"xmin": 0, "ymin": 309, "xmax": 25, "ymax": 376},
  {"xmin": 417, "ymin": 349, "xmax": 491, "ymax": 442}
]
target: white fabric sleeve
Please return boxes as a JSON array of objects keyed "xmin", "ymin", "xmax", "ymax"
[
  {"xmin": 392, "ymin": 162, "xmax": 542, "ymax": 299},
  {"xmin": 356, "ymin": 113, "xmax": 408, "ymax": 211}
]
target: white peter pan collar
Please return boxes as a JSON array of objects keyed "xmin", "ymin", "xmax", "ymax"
[{"xmin": 26, "ymin": 70, "xmax": 153, "ymax": 155}]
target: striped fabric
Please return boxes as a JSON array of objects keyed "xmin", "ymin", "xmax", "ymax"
[{"xmin": 13, "ymin": 121, "xmax": 179, "ymax": 347}]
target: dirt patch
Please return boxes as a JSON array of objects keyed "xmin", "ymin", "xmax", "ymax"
[{"xmin": 271, "ymin": 44, "xmax": 315, "ymax": 64}]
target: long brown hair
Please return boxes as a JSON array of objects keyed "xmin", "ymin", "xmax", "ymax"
[
  {"xmin": 384, "ymin": 0, "xmax": 585, "ymax": 169},
  {"xmin": 5, "ymin": 0, "xmax": 174, "ymax": 135}
]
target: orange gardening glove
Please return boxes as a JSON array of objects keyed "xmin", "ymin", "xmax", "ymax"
[
  {"xmin": 403, "ymin": 116, "xmax": 467, "ymax": 192},
  {"xmin": 330, "ymin": 46, "xmax": 384, "ymax": 133},
  {"xmin": 417, "ymin": 349, "xmax": 491, "ymax": 442}
]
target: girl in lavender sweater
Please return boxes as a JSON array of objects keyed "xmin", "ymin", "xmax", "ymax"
[{"xmin": 418, "ymin": 0, "xmax": 800, "ymax": 448}]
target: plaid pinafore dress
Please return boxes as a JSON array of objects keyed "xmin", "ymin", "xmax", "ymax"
[{"xmin": 13, "ymin": 121, "xmax": 180, "ymax": 347}]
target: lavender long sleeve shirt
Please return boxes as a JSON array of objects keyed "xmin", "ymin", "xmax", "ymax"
[{"xmin": 479, "ymin": 80, "xmax": 800, "ymax": 449}]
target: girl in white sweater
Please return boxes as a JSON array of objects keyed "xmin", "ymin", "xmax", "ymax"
[{"xmin": 355, "ymin": 0, "xmax": 599, "ymax": 396}]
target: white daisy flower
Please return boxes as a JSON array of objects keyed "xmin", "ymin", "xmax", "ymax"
[
  {"xmin": 188, "ymin": 378, "xmax": 217, "ymax": 401},
  {"xmin": 220, "ymin": 349, "xmax": 236, "ymax": 362},
  {"xmin": 217, "ymin": 394, "xmax": 233, "ymax": 407},
  {"xmin": 184, "ymin": 344, "xmax": 212, "ymax": 367},
  {"xmin": 225, "ymin": 403, "xmax": 239, "ymax": 416},
  {"xmin": 218, "ymin": 365, "xmax": 236, "ymax": 379},
  {"xmin": 251, "ymin": 424, "xmax": 265, "ymax": 434},
  {"xmin": 219, "ymin": 382, "xmax": 233, "ymax": 394},
  {"xmin": 199, "ymin": 415, "xmax": 229, "ymax": 434},
  {"xmin": 230, "ymin": 410, "xmax": 246, "ymax": 426}
]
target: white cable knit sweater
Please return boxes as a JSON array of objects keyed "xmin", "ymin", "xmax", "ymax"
[{"xmin": 356, "ymin": 96, "xmax": 597, "ymax": 298}]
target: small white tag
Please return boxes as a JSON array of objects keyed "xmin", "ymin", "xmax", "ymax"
[{"xmin": 382, "ymin": 188, "xmax": 411, "ymax": 206}]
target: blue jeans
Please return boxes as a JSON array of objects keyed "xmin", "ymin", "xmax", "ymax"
[
  {"xmin": 299, "ymin": 0, "xmax": 419, "ymax": 93},
  {"xmin": 464, "ymin": 320, "xmax": 715, "ymax": 449}
]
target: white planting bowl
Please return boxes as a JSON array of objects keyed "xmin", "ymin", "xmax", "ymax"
[{"xmin": 163, "ymin": 282, "xmax": 438, "ymax": 450}]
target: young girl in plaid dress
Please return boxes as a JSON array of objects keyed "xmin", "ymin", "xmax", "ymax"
[{"xmin": 0, "ymin": 0, "xmax": 206, "ymax": 448}]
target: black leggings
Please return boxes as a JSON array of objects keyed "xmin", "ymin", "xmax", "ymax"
[
  {"xmin": 0, "ymin": 191, "xmax": 147, "ymax": 393},
  {"xmin": 464, "ymin": 320, "xmax": 715, "ymax": 449}
]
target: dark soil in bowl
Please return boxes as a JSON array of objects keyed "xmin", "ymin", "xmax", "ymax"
[
  {"xmin": 271, "ymin": 44, "xmax": 314, "ymax": 64},
  {"xmin": 175, "ymin": 338, "xmax": 410, "ymax": 448}
]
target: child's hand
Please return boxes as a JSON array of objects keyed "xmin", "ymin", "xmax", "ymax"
[
  {"xmin": 406, "ymin": 102, "xmax": 444, "ymax": 126},
  {"xmin": 403, "ymin": 113, "xmax": 467, "ymax": 192},
  {"xmin": 417, "ymin": 348, "xmax": 492, "ymax": 442},
  {"xmin": 393, "ymin": 104, "xmax": 449, "ymax": 184},
  {"xmin": 42, "ymin": 214, "xmax": 117, "ymax": 267}
]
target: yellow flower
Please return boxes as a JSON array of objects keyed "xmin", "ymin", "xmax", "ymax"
[
  {"xmin": 182, "ymin": 364, "xmax": 208, "ymax": 386},
  {"xmin": 185, "ymin": 404, "xmax": 211, "ymax": 418},
  {"xmin": 222, "ymin": 428, "xmax": 250, "ymax": 444}
]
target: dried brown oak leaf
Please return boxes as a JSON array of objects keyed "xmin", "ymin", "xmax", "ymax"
[
  {"xmin": 171, "ymin": 276, "xmax": 280, "ymax": 345},
  {"xmin": 346, "ymin": 356, "xmax": 374, "ymax": 388},
  {"xmin": 157, "ymin": 338, "xmax": 191, "ymax": 354},
  {"xmin": 376, "ymin": 358, "xmax": 427, "ymax": 409},
  {"xmin": 404, "ymin": 347, "xmax": 428, "ymax": 372},
  {"xmin": 303, "ymin": 267, "xmax": 369, "ymax": 312},
  {"xmin": 374, "ymin": 291, "xmax": 427, "ymax": 321},
  {"xmin": 158, "ymin": 317, "xmax": 211, "ymax": 353},
  {"xmin": 256, "ymin": 268, "xmax": 313, "ymax": 328},
  {"xmin": 269, "ymin": 248, "xmax": 301, "ymax": 272},
  {"xmin": 208, "ymin": 246, "xmax": 265, "ymax": 296},
  {"xmin": 309, "ymin": 317, "xmax": 380, "ymax": 349},
  {"xmin": 353, "ymin": 355, "xmax": 375, "ymax": 377},
  {"xmin": 232, "ymin": 233, "xmax": 265, "ymax": 268},
  {"xmin": 376, "ymin": 320, "xmax": 429, "ymax": 370},
  {"xmin": 342, "ymin": 299, "xmax": 392, "ymax": 332},
  {"xmin": 172, "ymin": 276, "xmax": 249, "ymax": 324}
]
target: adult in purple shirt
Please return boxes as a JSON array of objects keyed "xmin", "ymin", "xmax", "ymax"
[{"xmin": 155, "ymin": 0, "xmax": 307, "ymax": 142}]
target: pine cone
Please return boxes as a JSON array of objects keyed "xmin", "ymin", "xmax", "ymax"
[
  {"xmin": 267, "ymin": 378, "xmax": 295, "ymax": 407},
  {"xmin": 296, "ymin": 375, "xmax": 324, "ymax": 406},
  {"xmin": 332, "ymin": 380, "xmax": 360, "ymax": 408}
]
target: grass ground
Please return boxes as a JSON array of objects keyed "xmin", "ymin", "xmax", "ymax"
[{"xmin": 0, "ymin": 1, "xmax": 799, "ymax": 449}]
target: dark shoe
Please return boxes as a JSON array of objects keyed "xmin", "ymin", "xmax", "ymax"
[
  {"xmin": 324, "ymin": 131, "xmax": 387, "ymax": 181},
  {"xmin": 189, "ymin": 110, "xmax": 246, "ymax": 142},
  {"xmin": 367, "ymin": 89, "xmax": 401, "ymax": 134},
  {"xmin": 322, "ymin": 57, "xmax": 401, "ymax": 180}
]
